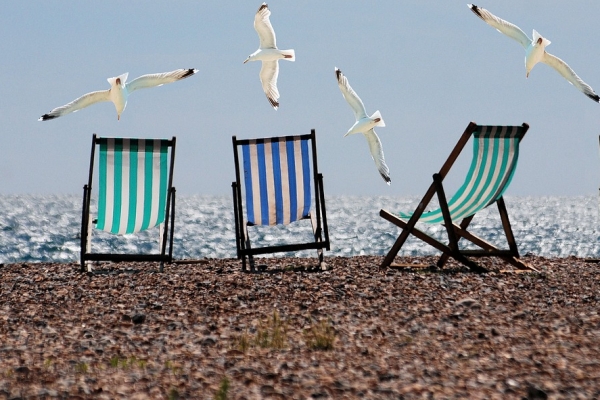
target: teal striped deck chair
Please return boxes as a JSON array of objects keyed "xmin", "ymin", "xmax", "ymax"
[
  {"xmin": 380, "ymin": 122, "xmax": 538, "ymax": 272},
  {"xmin": 232, "ymin": 129, "xmax": 330, "ymax": 271},
  {"xmin": 80, "ymin": 134, "xmax": 177, "ymax": 272}
]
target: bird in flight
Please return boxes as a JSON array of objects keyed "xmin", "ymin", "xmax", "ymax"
[
  {"xmin": 39, "ymin": 68, "xmax": 198, "ymax": 121},
  {"xmin": 243, "ymin": 3, "xmax": 295, "ymax": 110},
  {"xmin": 335, "ymin": 67, "xmax": 391, "ymax": 185},
  {"xmin": 468, "ymin": 4, "xmax": 599, "ymax": 103}
]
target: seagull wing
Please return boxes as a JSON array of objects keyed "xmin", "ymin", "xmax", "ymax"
[
  {"xmin": 260, "ymin": 60, "xmax": 280, "ymax": 109},
  {"xmin": 125, "ymin": 68, "xmax": 198, "ymax": 93},
  {"xmin": 254, "ymin": 3, "xmax": 276, "ymax": 49},
  {"xmin": 468, "ymin": 4, "xmax": 531, "ymax": 48},
  {"xmin": 364, "ymin": 129, "xmax": 391, "ymax": 185},
  {"xmin": 542, "ymin": 52, "xmax": 599, "ymax": 102},
  {"xmin": 335, "ymin": 68, "xmax": 367, "ymax": 120},
  {"xmin": 38, "ymin": 89, "xmax": 111, "ymax": 121}
]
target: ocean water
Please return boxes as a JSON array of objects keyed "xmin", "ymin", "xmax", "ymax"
[{"xmin": 0, "ymin": 195, "xmax": 598, "ymax": 264}]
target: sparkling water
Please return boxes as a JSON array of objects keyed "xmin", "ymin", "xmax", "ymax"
[{"xmin": 0, "ymin": 195, "xmax": 598, "ymax": 263}]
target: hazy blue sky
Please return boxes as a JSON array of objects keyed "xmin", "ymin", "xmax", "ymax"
[{"xmin": 1, "ymin": 1, "xmax": 599, "ymax": 196}]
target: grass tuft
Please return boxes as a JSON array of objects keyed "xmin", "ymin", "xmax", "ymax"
[
  {"xmin": 74, "ymin": 362, "xmax": 89, "ymax": 374},
  {"xmin": 234, "ymin": 310, "xmax": 288, "ymax": 351},
  {"xmin": 255, "ymin": 310, "xmax": 287, "ymax": 349},
  {"xmin": 168, "ymin": 387, "xmax": 180, "ymax": 400},
  {"xmin": 214, "ymin": 376, "xmax": 230, "ymax": 400},
  {"xmin": 304, "ymin": 319, "xmax": 336, "ymax": 350}
]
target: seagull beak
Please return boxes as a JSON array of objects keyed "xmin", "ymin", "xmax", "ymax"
[
  {"xmin": 118, "ymin": 114, "xmax": 120, "ymax": 121},
  {"xmin": 243, "ymin": 58, "xmax": 249, "ymax": 64}
]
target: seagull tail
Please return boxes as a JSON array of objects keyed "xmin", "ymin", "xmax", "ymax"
[
  {"xmin": 282, "ymin": 49, "xmax": 295, "ymax": 62},
  {"xmin": 107, "ymin": 72, "xmax": 129, "ymax": 87},
  {"xmin": 532, "ymin": 30, "xmax": 551, "ymax": 47},
  {"xmin": 371, "ymin": 110, "xmax": 385, "ymax": 127}
]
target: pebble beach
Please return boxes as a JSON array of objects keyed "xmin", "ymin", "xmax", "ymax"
[{"xmin": 1, "ymin": 255, "xmax": 599, "ymax": 399}]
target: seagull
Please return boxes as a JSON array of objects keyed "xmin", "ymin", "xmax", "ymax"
[
  {"xmin": 39, "ymin": 68, "xmax": 199, "ymax": 121},
  {"xmin": 335, "ymin": 67, "xmax": 391, "ymax": 185},
  {"xmin": 243, "ymin": 3, "xmax": 295, "ymax": 110},
  {"xmin": 468, "ymin": 4, "xmax": 599, "ymax": 103}
]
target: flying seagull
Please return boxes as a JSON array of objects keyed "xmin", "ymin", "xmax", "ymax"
[
  {"xmin": 39, "ymin": 68, "xmax": 198, "ymax": 121},
  {"xmin": 335, "ymin": 67, "xmax": 391, "ymax": 185},
  {"xmin": 468, "ymin": 4, "xmax": 599, "ymax": 103},
  {"xmin": 243, "ymin": 3, "xmax": 295, "ymax": 110}
]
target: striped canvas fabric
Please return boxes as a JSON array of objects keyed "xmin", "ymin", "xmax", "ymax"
[
  {"xmin": 96, "ymin": 138, "xmax": 169, "ymax": 235},
  {"xmin": 402, "ymin": 125, "xmax": 525, "ymax": 224},
  {"xmin": 241, "ymin": 136, "xmax": 312, "ymax": 226}
]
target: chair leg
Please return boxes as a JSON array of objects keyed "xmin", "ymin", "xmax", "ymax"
[
  {"xmin": 85, "ymin": 215, "xmax": 93, "ymax": 273},
  {"xmin": 433, "ymin": 174, "xmax": 459, "ymax": 252},
  {"xmin": 437, "ymin": 215, "xmax": 474, "ymax": 268},
  {"xmin": 380, "ymin": 180, "xmax": 441, "ymax": 267},
  {"xmin": 244, "ymin": 224, "xmax": 255, "ymax": 272},
  {"xmin": 496, "ymin": 197, "xmax": 519, "ymax": 256},
  {"xmin": 310, "ymin": 212, "xmax": 327, "ymax": 270}
]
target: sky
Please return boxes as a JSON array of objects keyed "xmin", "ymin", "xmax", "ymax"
[{"xmin": 1, "ymin": 1, "xmax": 599, "ymax": 197}]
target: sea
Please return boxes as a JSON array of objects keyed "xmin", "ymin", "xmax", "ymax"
[{"xmin": 0, "ymin": 195, "xmax": 599, "ymax": 264}]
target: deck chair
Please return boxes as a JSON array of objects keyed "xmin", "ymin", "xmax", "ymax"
[
  {"xmin": 380, "ymin": 122, "xmax": 538, "ymax": 273},
  {"xmin": 231, "ymin": 129, "xmax": 330, "ymax": 271},
  {"xmin": 80, "ymin": 134, "xmax": 176, "ymax": 272}
]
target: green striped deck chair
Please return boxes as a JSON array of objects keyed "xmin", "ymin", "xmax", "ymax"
[
  {"xmin": 380, "ymin": 122, "xmax": 538, "ymax": 272},
  {"xmin": 232, "ymin": 129, "xmax": 330, "ymax": 271},
  {"xmin": 80, "ymin": 134, "xmax": 176, "ymax": 272}
]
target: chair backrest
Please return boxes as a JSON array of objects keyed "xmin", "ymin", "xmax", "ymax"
[
  {"xmin": 94, "ymin": 137, "xmax": 174, "ymax": 234},
  {"xmin": 234, "ymin": 133, "xmax": 316, "ymax": 226},
  {"xmin": 405, "ymin": 124, "xmax": 527, "ymax": 224}
]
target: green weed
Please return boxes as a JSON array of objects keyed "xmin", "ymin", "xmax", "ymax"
[
  {"xmin": 74, "ymin": 362, "xmax": 89, "ymax": 374},
  {"xmin": 304, "ymin": 319, "xmax": 336, "ymax": 350},
  {"xmin": 214, "ymin": 376, "xmax": 230, "ymax": 400},
  {"xmin": 168, "ymin": 387, "xmax": 180, "ymax": 400},
  {"xmin": 255, "ymin": 310, "xmax": 287, "ymax": 349}
]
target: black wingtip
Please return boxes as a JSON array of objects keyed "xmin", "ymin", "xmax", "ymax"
[
  {"xmin": 258, "ymin": 3, "xmax": 268, "ymax": 12},
  {"xmin": 469, "ymin": 4, "xmax": 483, "ymax": 19},
  {"xmin": 335, "ymin": 68, "xmax": 342, "ymax": 81},
  {"xmin": 267, "ymin": 96, "xmax": 279, "ymax": 110},
  {"xmin": 381, "ymin": 173, "xmax": 391, "ymax": 185},
  {"xmin": 588, "ymin": 93, "xmax": 600, "ymax": 103},
  {"xmin": 39, "ymin": 114, "xmax": 56, "ymax": 121},
  {"xmin": 181, "ymin": 68, "xmax": 197, "ymax": 79}
]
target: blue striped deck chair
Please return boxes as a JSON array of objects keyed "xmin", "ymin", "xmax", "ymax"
[
  {"xmin": 80, "ymin": 134, "xmax": 176, "ymax": 272},
  {"xmin": 232, "ymin": 129, "xmax": 330, "ymax": 271},
  {"xmin": 380, "ymin": 122, "xmax": 538, "ymax": 272}
]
